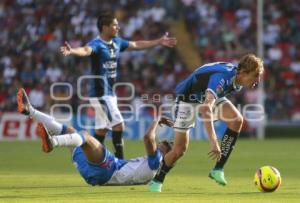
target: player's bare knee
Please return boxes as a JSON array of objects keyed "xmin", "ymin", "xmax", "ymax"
[
  {"xmin": 95, "ymin": 129, "xmax": 108, "ymax": 136},
  {"xmin": 236, "ymin": 114, "xmax": 244, "ymax": 127},
  {"xmin": 81, "ymin": 131, "xmax": 90, "ymax": 141},
  {"xmin": 173, "ymin": 147, "xmax": 186, "ymax": 158},
  {"xmin": 228, "ymin": 114, "xmax": 243, "ymax": 132},
  {"xmin": 112, "ymin": 122, "xmax": 124, "ymax": 131},
  {"xmin": 66, "ymin": 127, "xmax": 76, "ymax": 133}
]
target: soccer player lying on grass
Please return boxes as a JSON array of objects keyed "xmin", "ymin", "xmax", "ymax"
[{"xmin": 17, "ymin": 88, "xmax": 173, "ymax": 186}]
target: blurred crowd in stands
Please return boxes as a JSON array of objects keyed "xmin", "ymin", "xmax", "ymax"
[
  {"xmin": 0, "ymin": 0, "xmax": 299, "ymax": 123},
  {"xmin": 181, "ymin": 0, "xmax": 300, "ymax": 123}
]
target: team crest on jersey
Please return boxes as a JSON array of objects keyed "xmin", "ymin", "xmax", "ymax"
[
  {"xmin": 220, "ymin": 79, "xmax": 225, "ymax": 86},
  {"xmin": 100, "ymin": 159, "xmax": 113, "ymax": 169},
  {"xmin": 216, "ymin": 85, "xmax": 224, "ymax": 94}
]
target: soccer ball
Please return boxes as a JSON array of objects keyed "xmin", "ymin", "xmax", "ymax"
[{"xmin": 254, "ymin": 166, "xmax": 281, "ymax": 192}]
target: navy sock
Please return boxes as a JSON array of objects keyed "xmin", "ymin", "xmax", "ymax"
[
  {"xmin": 112, "ymin": 131, "xmax": 124, "ymax": 159},
  {"xmin": 214, "ymin": 128, "xmax": 239, "ymax": 170},
  {"xmin": 94, "ymin": 132, "xmax": 106, "ymax": 144},
  {"xmin": 153, "ymin": 159, "xmax": 173, "ymax": 183}
]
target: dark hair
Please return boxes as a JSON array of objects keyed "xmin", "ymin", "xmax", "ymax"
[
  {"xmin": 161, "ymin": 140, "xmax": 173, "ymax": 152},
  {"xmin": 97, "ymin": 12, "xmax": 115, "ymax": 32}
]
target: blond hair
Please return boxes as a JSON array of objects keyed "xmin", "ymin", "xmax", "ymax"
[{"xmin": 237, "ymin": 54, "xmax": 264, "ymax": 74}]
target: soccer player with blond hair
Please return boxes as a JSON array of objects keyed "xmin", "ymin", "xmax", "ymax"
[{"xmin": 150, "ymin": 54, "xmax": 264, "ymax": 192}]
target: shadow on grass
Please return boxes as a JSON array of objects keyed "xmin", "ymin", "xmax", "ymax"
[
  {"xmin": 0, "ymin": 185, "xmax": 86, "ymax": 190},
  {"xmin": 0, "ymin": 188, "xmax": 142, "ymax": 200}
]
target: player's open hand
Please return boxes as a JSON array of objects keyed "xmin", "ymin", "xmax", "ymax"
[
  {"xmin": 60, "ymin": 41, "xmax": 72, "ymax": 56},
  {"xmin": 159, "ymin": 32, "xmax": 177, "ymax": 47},
  {"xmin": 158, "ymin": 116, "xmax": 174, "ymax": 127},
  {"xmin": 208, "ymin": 140, "xmax": 221, "ymax": 161}
]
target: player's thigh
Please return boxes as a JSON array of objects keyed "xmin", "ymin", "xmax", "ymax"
[
  {"xmin": 80, "ymin": 131, "xmax": 106, "ymax": 163},
  {"xmin": 216, "ymin": 98, "xmax": 243, "ymax": 128}
]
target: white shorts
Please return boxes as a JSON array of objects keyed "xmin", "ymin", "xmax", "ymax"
[
  {"xmin": 173, "ymin": 97, "xmax": 229, "ymax": 132},
  {"xmin": 89, "ymin": 96, "xmax": 123, "ymax": 130}
]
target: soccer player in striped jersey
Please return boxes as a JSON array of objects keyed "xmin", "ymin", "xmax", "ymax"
[
  {"xmin": 17, "ymin": 88, "xmax": 173, "ymax": 186},
  {"xmin": 60, "ymin": 12, "xmax": 177, "ymax": 159},
  {"xmin": 149, "ymin": 54, "xmax": 264, "ymax": 192}
]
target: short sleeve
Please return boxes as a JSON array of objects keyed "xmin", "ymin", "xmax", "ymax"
[
  {"xmin": 117, "ymin": 37, "xmax": 129, "ymax": 52},
  {"xmin": 87, "ymin": 40, "xmax": 100, "ymax": 54},
  {"xmin": 206, "ymin": 73, "xmax": 226, "ymax": 99},
  {"xmin": 147, "ymin": 149, "xmax": 162, "ymax": 170}
]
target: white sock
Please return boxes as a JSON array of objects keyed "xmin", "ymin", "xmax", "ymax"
[
  {"xmin": 51, "ymin": 133, "xmax": 84, "ymax": 147},
  {"xmin": 30, "ymin": 109, "xmax": 64, "ymax": 135},
  {"xmin": 28, "ymin": 105, "xmax": 35, "ymax": 116}
]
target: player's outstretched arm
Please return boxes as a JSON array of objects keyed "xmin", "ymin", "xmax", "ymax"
[
  {"xmin": 128, "ymin": 32, "xmax": 177, "ymax": 50},
  {"xmin": 60, "ymin": 41, "xmax": 92, "ymax": 57},
  {"xmin": 199, "ymin": 91, "xmax": 221, "ymax": 161},
  {"xmin": 143, "ymin": 117, "xmax": 161, "ymax": 156}
]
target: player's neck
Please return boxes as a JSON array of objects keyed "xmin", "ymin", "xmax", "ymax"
[
  {"xmin": 234, "ymin": 75, "xmax": 242, "ymax": 87},
  {"xmin": 99, "ymin": 33, "xmax": 113, "ymax": 43}
]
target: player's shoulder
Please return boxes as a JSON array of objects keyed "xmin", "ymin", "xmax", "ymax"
[
  {"xmin": 112, "ymin": 36, "xmax": 128, "ymax": 43},
  {"xmin": 89, "ymin": 36, "xmax": 100, "ymax": 42},
  {"xmin": 88, "ymin": 37, "xmax": 103, "ymax": 46},
  {"xmin": 208, "ymin": 62, "xmax": 237, "ymax": 75},
  {"xmin": 194, "ymin": 62, "xmax": 235, "ymax": 75},
  {"xmin": 218, "ymin": 62, "xmax": 236, "ymax": 72}
]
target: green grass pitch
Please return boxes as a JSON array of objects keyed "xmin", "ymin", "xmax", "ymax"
[{"xmin": 0, "ymin": 139, "xmax": 299, "ymax": 203}]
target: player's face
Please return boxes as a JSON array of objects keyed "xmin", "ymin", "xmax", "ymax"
[
  {"xmin": 108, "ymin": 18, "xmax": 120, "ymax": 37},
  {"xmin": 238, "ymin": 71, "xmax": 262, "ymax": 88}
]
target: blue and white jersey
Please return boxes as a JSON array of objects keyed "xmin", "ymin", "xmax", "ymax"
[
  {"xmin": 88, "ymin": 36, "xmax": 129, "ymax": 97},
  {"xmin": 175, "ymin": 62, "xmax": 242, "ymax": 103},
  {"xmin": 106, "ymin": 149, "xmax": 162, "ymax": 185},
  {"xmin": 72, "ymin": 146, "xmax": 162, "ymax": 186}
]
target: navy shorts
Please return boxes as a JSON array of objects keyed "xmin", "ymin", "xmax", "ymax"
[{"xmin": 72, "ymin": 147, "xmax": 117, "ymax": 185}]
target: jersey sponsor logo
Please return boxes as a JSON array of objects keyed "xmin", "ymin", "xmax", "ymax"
[
  {"xmin": 100, "ymin": 159, "xmax": 113, "ymax": 169},
  {"xmin": 180, "ymin": 122, "xmax": 187, "ymax": 127},
  {"xmin": 103, "ymin": 61, "xmax": 117, "ymax": 78},
  {"xmin": 220, "ymin": 79, "xmax": 225, "ymax": 86},
  {"xmin": 109, "ymin": 44, "xmax": 117, "ymax": 58}
]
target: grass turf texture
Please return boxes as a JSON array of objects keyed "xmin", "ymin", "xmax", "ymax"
[{"xmin": 0, "ymin": 139, "xmax": 299, "ymax": 203}]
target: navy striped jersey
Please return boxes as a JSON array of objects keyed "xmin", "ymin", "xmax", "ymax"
[
  {"xmin": 175, "ymin": 62, "xmax": 242, "ymax": 103},
  {"xmin": 88, "ymin": 36, "xmax": 129, "ymax": 97}
]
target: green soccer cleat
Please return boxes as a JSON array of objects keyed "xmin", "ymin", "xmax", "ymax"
[
  {"xmin": 149, "ymin": 180, "xmax": 162, "ymax": 192},
  {"xmin": 209, "ymin": 169, "xmax": 227, "ymax": 186}
]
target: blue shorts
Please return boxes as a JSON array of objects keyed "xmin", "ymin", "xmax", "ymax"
[{"xmin": 72, "ymin": 147, "xmax": 126, "ymax": 186}]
